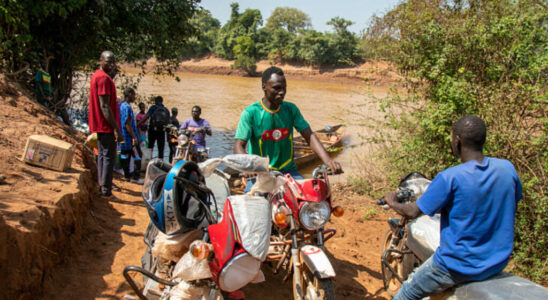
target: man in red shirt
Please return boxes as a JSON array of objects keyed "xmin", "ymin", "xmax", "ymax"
[{"xmin": 89, "ymin": 51, "xmax": 123, "ymax": 197}]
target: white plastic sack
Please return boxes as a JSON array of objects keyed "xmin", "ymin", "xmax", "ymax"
[
  {"xmin": 222, "ymin": 154, "xmax": 269, "ymax": 173},
  {"xmin": 172, "ymin": 250, "xmax": 212, "ymax": 281},
  {"xmin": 407, "ymin": 214, "xmax": 440, "ymax": 261},
  {"xmin": 199, "ymin": 158, "xmax": 223, "ymax": 178},
  {"xmin": 249, "ymin": 173, "xmax": 287, "ymax": 195},
  {"xmin": 151, "ymin": 229, "xmax": 203, "ymax": 263},
  {"xmin": 169, "ymin": 281, "xmax": 224, "ymax": 300},
  {"xmin": 228, "ymin": 195, "xmax": 272, "ymax": 261}
]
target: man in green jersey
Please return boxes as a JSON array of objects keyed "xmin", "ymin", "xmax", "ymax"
[{"xmin": 234, "ymin": 66, "xmax": 342, "ymax": 189}]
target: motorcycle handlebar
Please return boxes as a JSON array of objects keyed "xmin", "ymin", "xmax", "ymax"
[{"xmin": 377, "ymin": 188, "xmax": 415, "ymax": 206}]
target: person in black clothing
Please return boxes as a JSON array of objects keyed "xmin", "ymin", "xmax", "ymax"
[
  {"xmin": 168, "ymin": 107, "xmax": 180, "ymax": 163},
  {"xmin": 137, "ymin": 96, "xmax": 170, "ymax": 160}
]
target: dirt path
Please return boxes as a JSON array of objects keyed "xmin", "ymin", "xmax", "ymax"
[{"xmin": 42, "ymin": 178, "xmax": 392, "ymax": 299}]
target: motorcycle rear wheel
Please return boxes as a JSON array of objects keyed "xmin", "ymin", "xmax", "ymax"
[{"xmin": 382, "ymin": 229, "xmax": 416, "ymax": 295}]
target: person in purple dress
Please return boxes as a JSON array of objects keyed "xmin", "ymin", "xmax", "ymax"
[{"xmin": 180, "ymin": 105, "xmax": 212, "ymax": 151}]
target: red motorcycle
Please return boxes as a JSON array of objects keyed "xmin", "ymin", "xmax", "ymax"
[
  {"xmin": 267, "ymin": 165, "xmax": 344, "ymax": 300},
  {"xmin": 123, "ymin": 157, "xmax": 270, "ymax": 300}
]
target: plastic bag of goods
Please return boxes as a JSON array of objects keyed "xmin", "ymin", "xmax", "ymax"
[
  {"xmin": 222, "ymin": 154, "xmax": 269, "ymax": 174},
  {"xmin": 151, "ymin": 229, "xmax": 203, "ymax": 263},
  {"xmin": 249, "ymin": 172, "xmax": 287, "ymax": 195},
  {"xmin": 172, "ymin": 242, "xmax": 213, "ymax": 282},
  {"xmin": 229, "ymin": 195, "xmax": 272, "ymax": 261}
]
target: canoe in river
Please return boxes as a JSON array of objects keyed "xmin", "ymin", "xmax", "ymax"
[{"xmin": 294, "ymin": 124, "xmax": 344, "ymax": 168}]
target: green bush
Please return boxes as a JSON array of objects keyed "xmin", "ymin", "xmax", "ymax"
[{"xmin": 365, "ymin": 0, "xmax": 547, "ymax": 284}]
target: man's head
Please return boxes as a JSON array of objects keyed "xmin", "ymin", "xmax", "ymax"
[
  {"xmin": 451, "ymin": 115, "xmax": 486, "ymax": 158},
  {"xmin": 262, "ymin": 66, "xmax": 286, "ymax": 107},
  {"xmin": 123, "ymin": 88, "xmax": 135, "ymax": 103},
  {"xmin": 192, "ymin": 105, "xmax": 201, "ymax": 121},
  {"xmin": 99, "ymin": 51, "xmax": 116, "ymax": 76},
  {"xmin": 139, "ymin": 102, "xmax": 146, "ymax": 112},
  {"xmin": 154, "ymin": 96, "xmax": 163, "ymax": 105},
  {"xmin": 171, "ymin": 107, "xmax": 178, "ymax": 117}
]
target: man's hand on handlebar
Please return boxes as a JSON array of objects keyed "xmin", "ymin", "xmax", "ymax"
[
  {"xmin": 383, "ymin": 192, "xmax": 398, "ymax": 208},
  {"xmin": 326, "ymin": 160, "xmax": 343, "ymax": 174}
]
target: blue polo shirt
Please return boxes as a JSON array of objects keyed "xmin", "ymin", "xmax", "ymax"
[{"xmin": 416, "ymin": 157, "xmax": 522, "ymax": 281}]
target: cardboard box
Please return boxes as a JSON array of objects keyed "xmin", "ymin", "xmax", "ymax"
[{"xmin": 22, "ymin": 135, "xmax": 75, "ymax": 171}]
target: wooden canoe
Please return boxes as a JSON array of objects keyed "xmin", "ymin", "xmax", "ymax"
[{"xmin": 294, "ymin": 124, "xmax": 344, "ymax": 168}]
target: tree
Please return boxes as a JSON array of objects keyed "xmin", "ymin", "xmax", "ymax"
[
  {"xmin": 327, "ymin": 17, "xmax": 361, "ymax": 65},
  {"xmin": 215, "ymin": 3, "xmax": 263, "ymax": 62},
  {"xmin": 266, "ymin": 7, "xmax": 311, "ymax": 34},
  {"xmin": 363, "ymin": 0, "xmax": 547, "ymax": 284},
  {"xmin": 182, "ymin": 9, "xmax": 221, "ymax": 58},
  {"xmin": 0, "ymin": 0, "xmax": 201, "ymax": 124}
]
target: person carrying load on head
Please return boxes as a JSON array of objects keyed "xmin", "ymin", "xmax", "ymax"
[
  {"xmin": 137, "ymin": 96, "xmax": 170, "ymax": 160},
  {"xmin": 233, "ymin": 66, "xmax": 342, "ymax": 192}
]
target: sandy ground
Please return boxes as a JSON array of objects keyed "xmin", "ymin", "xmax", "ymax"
[{"xmin": 39, "ymin": 178, "xmax": 393, "ymax": 299}]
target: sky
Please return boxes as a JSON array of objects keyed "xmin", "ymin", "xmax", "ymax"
[{"xmin": 199, "ymin": 0, "xmax": 401, "ymax": 34}]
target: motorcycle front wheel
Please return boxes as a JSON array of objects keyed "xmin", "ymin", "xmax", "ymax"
[
  {"xmin": 294, "ymin": 267, "xmax": 335, "ymax": 300},
  {"xmin": 381, "ymin": 229, "xmax": 416, "ymax": 295}
]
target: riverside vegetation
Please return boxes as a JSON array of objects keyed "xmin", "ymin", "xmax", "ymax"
[
  {"xmin": 1, "ymin": 0, "xmax": 546, "ymax": 285},
  {"xmin": 359, "ymin": 0, "xmax": 547, "ymax": 284}
]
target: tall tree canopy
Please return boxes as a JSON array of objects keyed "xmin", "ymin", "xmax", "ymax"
[
  {"xmin": 1, "ymin": 0, "xmax": 201, "ymax": 122},
  {"xmin": 266, "ymin": 7, "xmax": 311, "ymax": 34}
]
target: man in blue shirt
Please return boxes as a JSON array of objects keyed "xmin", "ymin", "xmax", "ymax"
[
  {"xmin": 385, "ymin": 115, "xmax": 522, "ymax": 300},
  {"xmin": 119, "ymin": 88, "xmax": 142, "ymax": 183}
]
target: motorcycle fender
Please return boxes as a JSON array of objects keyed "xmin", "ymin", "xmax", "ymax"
[{"xmin": 300, "ymin": 245, "xmax": 336, "ymax": 279}]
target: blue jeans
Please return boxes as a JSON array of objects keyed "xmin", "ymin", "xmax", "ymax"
[
  {"xmin": 244, "ymin": 169, "xmax": 303, "ymax": 193},
  {"xmin": 394, "ymin": 257, "xmax": 465, "ymax": 300}
]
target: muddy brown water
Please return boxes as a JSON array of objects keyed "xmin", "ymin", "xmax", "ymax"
[{"xmin": 133, "ymin": 72, "xmax": 389, "ymax": 180}]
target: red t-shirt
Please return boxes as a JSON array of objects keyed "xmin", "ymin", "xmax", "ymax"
[{"xmin": 89, "ymin": 69, "xmax": 120, "ymax": 133}]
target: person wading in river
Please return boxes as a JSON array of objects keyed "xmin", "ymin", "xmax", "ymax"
[
  {"xmin": 89, "ymin": 51, "xmax": 123, "ymax": 197},
  {"xmin": 384, "ymin": 115, "xmax": 522, "ymax": 300},
  {"xmin": 234, "ymin": 66, "xmax": 342, "ymax": 191}
]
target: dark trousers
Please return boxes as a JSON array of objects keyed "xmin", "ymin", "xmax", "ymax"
[
  {"xmin": 97, "ymin": 132, "xmax": 116, "ymax": 194},
  {"xmin": 148, "ymin": 129, "xmax": 165, "ymax": 160},
  {"xmin": 168, "ymin": 142, "xmax": 177, "ymax": 163},
  {"xmin": 120, "ymin": 145, "xmax": 142, "ymax": 180}
]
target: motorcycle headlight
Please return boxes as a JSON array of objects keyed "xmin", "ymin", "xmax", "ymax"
[
  {"xmin": 177, "ymin": 134, "xmax": 188, "ymax": 145},
  {"xmin": 299, "ymin": 201, "xmax": 331, "ymax": 231}
]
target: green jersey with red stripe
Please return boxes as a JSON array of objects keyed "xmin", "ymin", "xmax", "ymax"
[{"xmin": 235, "ymin": 100, "xmax": 310, "ymax": 171}]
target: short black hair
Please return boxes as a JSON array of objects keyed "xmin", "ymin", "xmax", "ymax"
[
  {"xmin": 171, "ymin": 107, "xmax": 178, "ymax": 113},
  {"xmin": 138, "ymin": 102, "xmax": 145, "ymax": 107},
  {"xmin": 453, "ymin": 115, "xmax": 486, "ymax": 150},
  {"xmin": 155, "ymin": 96, "xmax": 163, "ymax": 103},
  {"xmin": 123, "ymin": 87, "xmax": 135, "ymax": 97},
  {"xmin": 192, "ymin": 105, "xmax": 201, "ymax": 112},
  {"xmin": 262, "ymin": 66, "xmax": 284, "ymax": 84}
]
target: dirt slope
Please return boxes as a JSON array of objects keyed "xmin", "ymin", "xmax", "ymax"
[{"xmin": 0, "ymin": 75, "xmax": 96, "ymax": 299}]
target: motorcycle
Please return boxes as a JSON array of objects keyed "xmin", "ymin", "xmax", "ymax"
[
  {"xmin": 165, "ymin": 125, "xmax": 209, "ymax": 164},
  {"xmin": 123, "ymin": 155, "xmax": 276, "ymax": 300},
  {"xmin": 378, "ymin": 172, "xmax": 548, "ymax": 299},
  {"xmin": 266, "ymin": 164, "xmax": 344, "ymax": 300}
]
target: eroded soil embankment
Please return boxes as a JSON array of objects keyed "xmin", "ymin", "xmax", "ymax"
[{"xmin": 0, "ymin": 75, "xmax": 97, "ymax": 299}]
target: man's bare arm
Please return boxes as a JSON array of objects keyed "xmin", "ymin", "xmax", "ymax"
[
  {"xmin": 234, "ymin": 139, "xmax": 248, "ymax": 154},
  {"xmin": 300, "ymin": 127, "xmax": 342, "ymax": 173},
  {"xmin": 99, "ymin": 95, "xmax": 123, "ymax": 142},
  {"xmin": 125, "ymin": 117, "xmax": 137, "ymax": 144},
  {"xmin": 384, "ymin": 192, "xmax": 422, "ymax": 219}
]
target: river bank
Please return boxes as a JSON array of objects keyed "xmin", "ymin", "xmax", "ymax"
[
  {"xmin": 121, "ymin": 56, "xmax": 401, "ymax": 86},
  {"xmin": 0, "ymin": 74, "xmax": 394, "ymax": 299}
]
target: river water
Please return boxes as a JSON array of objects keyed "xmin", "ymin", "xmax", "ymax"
[{"xmin": 132, "ymin": 72, "xmax": 389, "ymax": 179}]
